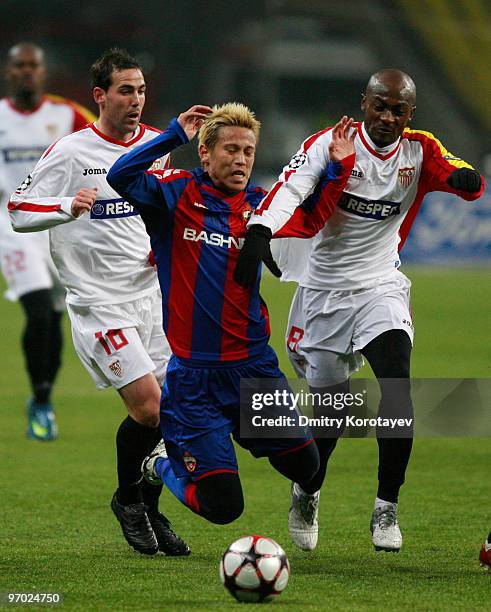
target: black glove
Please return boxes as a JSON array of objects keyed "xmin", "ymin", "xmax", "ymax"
[
  {"xmin": 446, "ymin": 168, "xmax": 481, "ymax": 192},
  {"xmin": 234, "ymin": 225, "xmax": 282, "ymax": 288}
]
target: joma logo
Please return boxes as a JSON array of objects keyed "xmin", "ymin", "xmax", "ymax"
[{"xmin": 83, "ymin": 167, "xmax": 107, "ymax": 176}]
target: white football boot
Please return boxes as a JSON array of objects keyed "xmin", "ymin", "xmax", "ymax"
[
  {"xmin": 370, "ymin": 503, "xmax": 402, "ymax": 552},
  {"xmin": 288, "ymin": 482, "xmax": 320, "ymax": 551},
  {"xmin": 141, "ymin": 439, "xmax": 167, "ymax": 485}
]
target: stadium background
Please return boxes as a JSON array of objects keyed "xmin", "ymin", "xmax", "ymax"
[{"xmin": 1, "ymin": 1, "xmax": 490, "ymax": 610}]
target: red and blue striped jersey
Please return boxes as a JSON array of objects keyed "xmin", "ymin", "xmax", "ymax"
[{"xmin": 108, "ymin": 119, "xmax": 354, "ymax": 364}]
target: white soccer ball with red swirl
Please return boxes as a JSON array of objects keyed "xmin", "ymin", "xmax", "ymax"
[{"xmin": 219, "ymin": 535, "xmax": 290, "ymax": 603}]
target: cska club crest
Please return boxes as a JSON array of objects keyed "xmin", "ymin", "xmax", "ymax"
[
  {"xmin": 183, "ymin": 451, "xmax": 197, "ymax": 473},
  {"xmin": 398, "ymin": 167, "xmax": 415, "ymax": 188},
  {"xmin": 243, "ymin": 209, "xmax": 252, "ymax": 221},
  {"xmin": 108, "ymin": 360, "xmax": 123, "ymax": 377}
]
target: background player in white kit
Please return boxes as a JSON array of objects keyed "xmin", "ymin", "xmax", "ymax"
[
  {"xmin": 8, "ymin": 48, "xmax": 199, "ymax": 557},
  {"xmin": 0, "ymin": 42, "xmax": 94, "ymax": 441},
  {"xmin": 235, "ymin": 69, "xmax": 484, "ymax": 553}
]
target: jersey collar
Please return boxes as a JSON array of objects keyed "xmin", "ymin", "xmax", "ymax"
[
  {"xmin": 89, "ymin": 122, "xmax": 146, "ymax": 147},
  {"xmin": 6, "ymin": 95, "xmax": 46, "ymax": 115},
  {"xmin": 358, "ymin": 122, "xmax": 401, "ymax": 160},
  {"xmin": 194, "ymin": 168, "xmax": 249, "ymax": 209}
]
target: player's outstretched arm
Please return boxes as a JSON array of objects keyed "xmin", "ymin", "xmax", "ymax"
[
  {"xmin": 9, "ymin": 145, "xmax": 80, "ymax": 232},
  {"xmin": 418, "ymin": 133, "xmax": 485, "ymax": 200},
  {"xmin": 107, "ymin": 106, "xmax": 212, "ymax": 210},
  {"xmin": 446, "ymin": 168, "xmax": 483, "ymax": 195},
  {"xmin": 275, "ymin": 117, "xmax": 356, "ymax": 239},
  {"xmin": 234, "ymin": 116, "xmax": 355, "ymax": 287}
]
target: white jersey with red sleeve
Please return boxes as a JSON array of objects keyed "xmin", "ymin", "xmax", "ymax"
[
  {"xmin": 0, "ymin": 95, "xmax": 94, "ymax": 235},
  {"xmin": 252, "ymin": 122, "xmax": 484, "ymax": 290},
  {"xmin": 8, "ymin": 122, "xmax": 169, "ymax": 306},
  {"xmin": 0, "ymin": 95, "xmax": 95, "ymax": 300}
]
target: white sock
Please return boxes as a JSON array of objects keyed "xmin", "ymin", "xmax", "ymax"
[{"xmin": 375, "ymin": 497, "xmax": 397, "ymax": 510}]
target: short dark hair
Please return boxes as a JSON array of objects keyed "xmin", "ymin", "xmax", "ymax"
[{"xmin": 90, "ymin": 48, "xmax": 142, "ymax": 91}]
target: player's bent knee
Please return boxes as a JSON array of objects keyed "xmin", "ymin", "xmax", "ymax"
[
  {"xmin": 196, "ymin": 473, "xmax": 244, "ymax": 525},
  {"xmin": 132, "ymin": 406, "xmax": 160, "ymax": 428},
  {"xmin": 206, "ymin": 500, "xmax": 244, "ymax": 525},
  {"xmin": 124, "ymin": 393, "xmax": 160, "ymax": 427}
]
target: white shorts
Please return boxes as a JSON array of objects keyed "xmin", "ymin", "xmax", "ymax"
[
  {"xmin": 67, "ymin": 289, "xmax": 171, "ymax": 390},
  {"xmin": 0, "ymin": 230, "xmax": 65, "ymax": 309},
  {"xmin": 285, "ymin": 271, "xmax": 414, "ymax": 387}
]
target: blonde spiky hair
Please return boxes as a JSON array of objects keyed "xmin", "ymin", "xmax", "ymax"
[{"xmin": 198, "ymin": 102, "xmax": 261, "ymax": 150}]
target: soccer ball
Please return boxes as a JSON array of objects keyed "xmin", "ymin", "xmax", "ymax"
[{"xmin": 219, "ymin": 535, "xmax": 290, "ymax": 603}]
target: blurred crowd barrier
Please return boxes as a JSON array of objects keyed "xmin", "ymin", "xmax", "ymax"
[{"xmin": 403, "ymin": 186, "xmax": 491, "ymax": 264}]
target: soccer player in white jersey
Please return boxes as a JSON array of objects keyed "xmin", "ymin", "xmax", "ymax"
[
  {"xmin": 235, "ymin": 69, "xmax": 484, "ymax": 552},
  {"xmin": 0, "ymin": 42, "xmax": 94, "ymax": 441},
  {"xmin": 8, "ymin": 48, "xmax": 200, "ymax": 557}
]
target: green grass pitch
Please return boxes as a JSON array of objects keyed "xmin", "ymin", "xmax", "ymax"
[{"xmin": 0, "ymin": 267, "xmax": 490, "ymax": 610}]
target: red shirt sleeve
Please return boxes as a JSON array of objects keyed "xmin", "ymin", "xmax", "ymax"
[
  {"xmin": 71, "ymin": 103, "xmax": 96, "ymax": 132},
  {"xmin": 412, "ymin": 130, "xmax": 485, "ymax": 201}
]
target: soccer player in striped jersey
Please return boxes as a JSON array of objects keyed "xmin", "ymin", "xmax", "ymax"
[
  {"xmin": 235, "ymin": 69, "xmax": 485, "ymax": 553},
  {"xmin": 9, "ymin": 48, "xmax": 191, "ymax": 557},
  {"xmin": 0, "ymin": 42, "xmax": 94, "ymax": 441},
  {"xmin": 108, "ymin": 103, "xmax": 356, "ymax": 526}
]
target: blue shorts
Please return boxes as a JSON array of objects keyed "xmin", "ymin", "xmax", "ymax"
[{"xmin": 160, "ymin": 345, "xmax": 313, "ymax": 479}]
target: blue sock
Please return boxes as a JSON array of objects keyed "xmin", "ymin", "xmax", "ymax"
[{"xmin": 155, "ymin": 457, "xmax": 190, "ymax": 505}]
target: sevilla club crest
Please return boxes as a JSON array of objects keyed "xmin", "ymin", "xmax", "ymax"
[
  {"xmin": 398, "ymin": 167, "xmax": 415, "ymax": 188},
  {"xmin": 108, "ymin": 360, "xmax": 123, "ymax": 377}
]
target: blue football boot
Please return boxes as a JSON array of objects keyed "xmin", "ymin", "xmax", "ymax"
[{"xmin": 26, "ymin": 399, "xmax": 58, "ymax": 441}]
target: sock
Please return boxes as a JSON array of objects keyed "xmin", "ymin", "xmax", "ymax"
[
  {"xmin": 140, "ymin": 479, "xmax": 163, "ymax": 514},
  {"xmin": 375, "ymin": 496, "xmax": 397, "ymax": 510},
  {"xmin": 299, "ymin": 437, "xmax": 338, "ymax": 494},
  {"xmin": 20, "ymin": 290, "xmax": 55, "ymax": 403},
  {"xmin": 33, "ymin": 381, "xmax": 53, "ymax": 404},
  {"xmin": 47, "ymin": 310, "xmax": 63, "ymax": 385},
  {"xmin": 116, "ymin": 416, "xmax": 160, "ymax": 506}
]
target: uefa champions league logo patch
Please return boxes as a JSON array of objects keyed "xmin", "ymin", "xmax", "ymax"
[
  {"xmin": 15, "ymin": 173, "xmax": 33, "ymax": 194},
  {"xmin": 286, "ymin": 152, "xmax": 307, "ymax": 170},
  {"xmin": 183, "ymin": 451, "xmax": 197, "ymax": 473},
  {"xmin": 91, "ymin": 202, "xmax": 105, "ymax": 216}
]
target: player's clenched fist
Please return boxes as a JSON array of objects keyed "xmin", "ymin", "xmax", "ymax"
[
  {"xmin": 177, "ymin": 105, "xmax": 213, "ymax": 140},
  {"xmin": 71, "ymin": 187, "xmax": 97, "ymax": 218}
]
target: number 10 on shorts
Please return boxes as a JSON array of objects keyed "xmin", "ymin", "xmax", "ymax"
[{"xmin": 95, "ymin": 329, "xmax": 129, "ymax": 356}]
